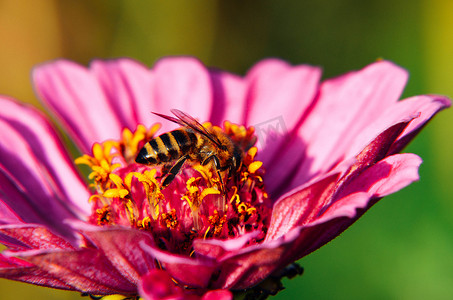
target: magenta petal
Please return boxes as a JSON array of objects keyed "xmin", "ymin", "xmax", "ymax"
[
  {"xmin": 139, "ymin": 270, "xmax": 181, "ymax": 300},
  {"xmin": 0, "ymin": 98, "xmax": 89, "ymax": 243},
  {"xmin": 0, "ymin": 225, "xmax": 74, "ymax": 250},
  {"xmin": 0, "ymin": 254, "xmax": 74, "ymax": 290},
  {"xmin": 0, "ymin": 198, "xmax": 23, "ymax": 225},
  {"xmin": 33, "ymin": 60, "xmax": 124, "ymax": 153},
  {"xmin": 339, "ymin": 94, "xmax": 451, "ymax": 163},
  {"xmin": 389, "ymin": 95, "xmax": 451, "ymax": 154},
  {"xmin": 321, "ymin": 153, "xmax": 422, "ymax": 221},
  {"xmin": 141, "ymin": 242, "xmax": 216, "ymax": 288},
  {"xmin": 266, "ymin": 60, "xmax": 409, "ymax": 196},
  {"xmin": 0, "ymin": 268, "xmax": 74, "ymax": 291},
  {"xmin": 193, "ymin": 231, "xmax": 261, "ymax": 260},
  {"xmin": 296, "ymin": 60, "xmax": 408, "ymax": 176},
  {"xmin": 202, "ymin": 289, "xmax": 233, "ymax": 300},
  {"xmin": 265, "ymin": 173, "xmax": 340, "ymax": 241},
  {"xmin": 0, "ymin": 253, "xmax": 33, "ymax": 268},
  {"xmin": 209, "ymin": 70, "xmax": 246, "ymax": 125},
  {"xmin": 339, "ymin": 120, "xmax": 413, "ymax": 185},
  {"xmin": 81, "ymin": 228, "xmax": 156, "ymax": 284},
  {"xmin": 244, "ymin": 59, "xmax": 321, "ymax": 162},
  {"xmin": 18, "ymin": 248, "xmax": 137, "ymax": 295},
  {"xmin": 151, "ymin": 57, "xmax": 213, "ymax": 133},
  {"xmin": 139, "ymin": 269, "xmax": 199, "ymax": 300},
  {"xmin": 0, "ymin": 169, "xmax": 55, "ymax": 225},
  {"xmin": 0, "ymin": 97, "xmax": 90, "ymax": 217},
  {"xmin": 192, "ymin": 232, "xmax": 288, "ymax": 289},
  {"xmin": 267, "ymin": 120, "xmax": 412, "ymax": 240},
  {"xmin": 91, "ymin": 59, "xmax": 154, "ymax": 130},
  {"xmin": 210, "ymin": 243, "xmax": 288, "ymax": 290},
  {"xmin": 275, "ymin": 153, "xmax": 423, "ymax": 270}
]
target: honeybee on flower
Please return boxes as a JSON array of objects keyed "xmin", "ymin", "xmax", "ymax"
[{"xmin": 0, "ymin": 57, "xmax": 449, "ymax": 299}]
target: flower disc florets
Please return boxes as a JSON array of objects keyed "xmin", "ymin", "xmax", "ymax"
[{"xmin": 77, "ymin": 121, "xmax": 271, "ymax": 256}]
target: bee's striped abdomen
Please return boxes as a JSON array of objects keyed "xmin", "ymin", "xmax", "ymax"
[
  {"xmin": 135, "ymin": 128, "xmax": 197, "ymax": 165},
  {"xmin": 172, "ymin": 129, "xmax": 197, "ymax": 153}
]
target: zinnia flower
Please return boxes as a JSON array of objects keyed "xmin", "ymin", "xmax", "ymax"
[{"xmin": 0, "ymin": 57, "xmax": 449, "ymax": 299}]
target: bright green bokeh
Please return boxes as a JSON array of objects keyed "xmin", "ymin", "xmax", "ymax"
[{"xmin": 0, "ymin": 1, "xmax": 451, "ymax": 299}]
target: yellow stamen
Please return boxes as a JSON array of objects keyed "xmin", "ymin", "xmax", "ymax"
[
  {"xmin": 89, "ymin": 194, "xmax": 109, "ymax": 206},
  {"xmin": 99, "ymin": 174, "xmax": 138, "ymax": 226},
  {"xmin": 138, "ymin": 217, "xmax": 152, "ymax": 230},
  {"xmin": 223, "ymin": 121, "xmax": 257, "ymax": 150},
  {"xmin": 161, "ymin": 209, "xmax": 178, "ymax": 229},
  {"xmin": 208, "ymin": 210, "xmax": 226, "ymax": 236},
  {"xmin": 130, "ymin": 170, "xmax": 163, "ymax": 219},
  {"xmin": 182, "ymin": 177, "xmax": 221, "ymax": 230},
  {"xmin": 75, "ymin": 142, "xmax": 120, "ymax": 190},
  {"xmin": 234, "ymin": 197, "xmax": 257, "ymax": 222},
  {"xmin": 109, "ymin": 173, "xmax": 125, "ymax": 188},
  {"xmin": 203, "ymin": 227, "xmax": 210, "ymax": 239},
  {"xmin": 102, "ymin": 188, "xmax": 129, "ymax": 199},
  {"xmin": 96, "ymin": 206, "xmax": 112, "ymax": 226},
  {"xmin": 229, "ymin": 186, "xmax": 240, "ymax": 204},
  {"xmin": 248, "ymin": 161, "xmax": 263, "ymax": 174}
]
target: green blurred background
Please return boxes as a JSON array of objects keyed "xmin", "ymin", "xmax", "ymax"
[{"xmin": 0, "ymin": 1, "xmax": 452, "ymax": 299}]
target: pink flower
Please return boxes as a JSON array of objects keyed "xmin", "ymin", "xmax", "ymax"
[{"xmin": 0, "ymin": 57, "xmax": 449, "ymax": 299}]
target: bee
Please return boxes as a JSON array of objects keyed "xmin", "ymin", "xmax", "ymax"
[{"xmin": 135, "ymin": 109, "xmax": 245, "ymax": 189}]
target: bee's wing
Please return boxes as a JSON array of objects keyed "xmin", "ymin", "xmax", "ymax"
[
  {"xmin": 170, "ymin": 109, "xmax": 223, "ymax": 147},
  {"xmin": 152, "ymin": 111, "xmax": 187, "ymax": 127}
]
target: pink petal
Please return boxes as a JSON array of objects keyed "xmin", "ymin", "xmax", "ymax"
[
  {"xmin": 18, "ymin": 248, "xmax": 137, "ymax": 295},
  {"xmin": 139, "ymin": 269, "xmax": 197, "ymax": 300},
  {"xmin": 139, "ymin": 269, "xmax": 232, "ymax": 300},
  {"xmin": 267, "ymin": 120, "xmax": 411, "ymax": 239},
  {"xmin": 0, "ymin": 225, "xmax": 74, "ymax": 250},
  {"xmin": 91, "ymin": 59, "xmax": 154, "ymax": 129},
  {"xmin": 0, "ymin": 269, "xmax": 74, "ymax": 291},
  {"xmin": 0, "ymin": 199, "xmax": 23, "ymax": 225},
  {"xmin": 243, "ymin": 59, "xmax": 321, "ymax": 163},
  {"xmin": 266, "ymin": 60, "xmax": 408, "ymax": 196},
  {"xmin": 202, "ymin": 290, "xmax": 233, "ymax": 300},
  {"xmin": 193, "ymin": 233, "xmax": 295, "ymax": 290},
  {"xmin": 0, "ymin": 168, "xmax": 54, "ymax": 225},
  {"xmin": 33, "ymin": 60, "xmax": 124, "ymax": 153},
  {"xmin": 81, "ymin": 228, "xmax": 156, "ymax": 284},
  {"xmin": 339, "ymin": 94, "xmax": 451, "ymax": 163},
  {"xmin": 0, "ymin": 254, "xmax": 33, "ymax": 268},
  {"xmin": 320, "ymin": 153, "xmax": 422, "ymax": 221},
  {"xmin": 0, "ymin": 97, "xmax": 90, "ymax": 216},
  {"xmin": 389, "ymin": 95, "xmax": 451, "ymax": 154},
  {"xmin": 0, "ymin": 253, "xmax": 73, "ymax": 290},
  {"xmin": 265, "ymin": 173, "xmax": 340, "ymax": 241},
  {"xmin": 193, "ymin": 231, "xmax": 261, "ymax": 260},
  {"xmin": 210, "ymin": 242, "xmax": 288, "ymax": 290},
  {"xmin": 280, "ymin": 153, "xmax": 423, "ymax": 268},
  {"xmin": 0, "ymin": 98, "xmax": 90, "ymax": 243},
  {"xmin": 140, "ymin": 241, "xmax": 217, "ymax": 288},
  {"xmin": 151, "ymin": 57, "xmax": 214, "ymax": 133},
  {"xmin": 337, "ymin": 120, "xmax": 413, "ymax": 187},
  {"xmin": 209, "ymin": 70, "xmax": 246, "ymax": 125}
]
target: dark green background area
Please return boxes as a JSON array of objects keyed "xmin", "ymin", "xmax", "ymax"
[{"xmin": 0, "ymin": 1, "xmax": 452, "ymax": 299}]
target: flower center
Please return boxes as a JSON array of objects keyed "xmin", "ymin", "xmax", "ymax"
[{"xmin": 76, "ymin": 122, "xmax": 271, "ymax": 255}]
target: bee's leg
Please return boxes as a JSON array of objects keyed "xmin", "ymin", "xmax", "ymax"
[
  {"xmin": 162, "ymin": 155, "xmax": 189, "ymax": 187},
  {"xmin": 157, "ymin": 163, "xmax": 172, "ymax": 179},
  {"xmin": 202, "ymin": 155, "xmax": 225, "ymax": 194}
]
